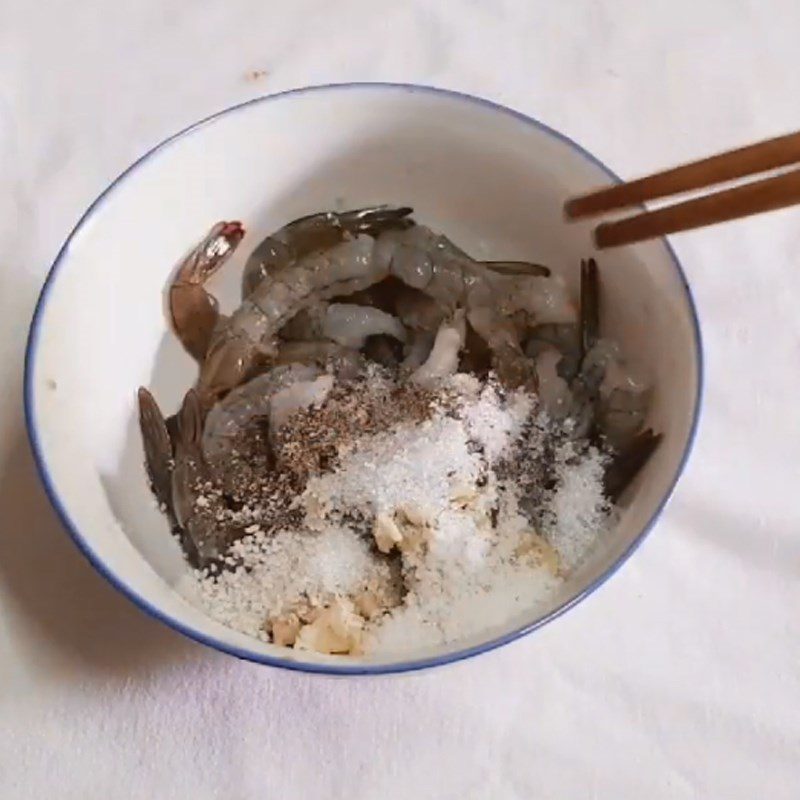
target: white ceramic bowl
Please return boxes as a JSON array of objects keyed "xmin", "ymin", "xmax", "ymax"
[{"xmin": 25, "ymin": 84, "xmax": 702, "ymax": 674}]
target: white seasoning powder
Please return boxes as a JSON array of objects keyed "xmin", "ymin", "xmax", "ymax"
[
  {"xmin": 303, "ymin": 414, "xmax": 481, "ymax": 523},
  {"xmin": 186, "ymin": 526, "xmax": 393, "ymax": 641},
  {"xmin": 461, "ymin": 382, "xmax": 533, "ymax": 463},
  {"xmin": 183, "ymin": 373, "xmax": 614, "ymax": 656},
  {"xmin": 543, "ymin": 441, "xmax": 612, "ymax": 572},
  {"xmin": 368, "ymin": 529, "xmax": 562, "ymax": 653}
]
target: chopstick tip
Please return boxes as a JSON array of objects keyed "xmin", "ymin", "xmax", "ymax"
[{"xmin": 593, "ymin": 223, "xmax": 611, "ymax": 250}]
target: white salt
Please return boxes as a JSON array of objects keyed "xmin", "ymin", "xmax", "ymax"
[
  {"xmin": 543, "ymin": 441, "xmax": 612, "ymax": 571},
  {"xmin": 185, "ymin": 373, "xmax": 614, "ymax": 656},
  {"xmin": 185, "ymin": 526, "xmax": 391, "ymax": 641},
  {"xmin": 460, "ymin": 382, "xmax": 533, "ymax": 462},
  {"xmin": 368, "ymin": 521, "xmax": 562, "ymax": 654},
  {"xmin": 303, "ymin": 415, "xmax": 481, "ymax": 521}
]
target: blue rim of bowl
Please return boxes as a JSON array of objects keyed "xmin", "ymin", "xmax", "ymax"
[{"xmin": 23, "ymin": 82, "xmax": 704, "ymax": 676}]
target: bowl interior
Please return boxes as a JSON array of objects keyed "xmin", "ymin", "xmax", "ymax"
[{"xmin": 27, "ymin": 85, "xmax": 700, "ymax": 672}]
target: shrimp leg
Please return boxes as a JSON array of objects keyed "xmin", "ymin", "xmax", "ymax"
[
  {"xmin": 483, "ymin": 261, "xmax": 551, "ymax": 277},
  {"xmin": 241, "ymin": 205, "xmax": 414, "ymax": 299},
  {"xmin": 170, "ymin": 221, "xmax": 245, "ymax": 362}
]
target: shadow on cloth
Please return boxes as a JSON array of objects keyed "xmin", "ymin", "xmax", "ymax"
[{"xmin": 0, "ymin": 404, "xmax": 197, "ymax": 680}]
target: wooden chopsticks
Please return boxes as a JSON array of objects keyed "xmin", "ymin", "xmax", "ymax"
[{"xmin": 564, "ymin": 130, "xmax": 800, "ymax": 248}]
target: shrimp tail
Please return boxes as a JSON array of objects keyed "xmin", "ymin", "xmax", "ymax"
[
  {"xmin": 137, "ymin": 387, "xmax": 173, "ymax": 511},
  {"xmin": 171, "ymin": 388, "xmax": 223, "ymax": 566},
  {"xmin": 175, "ymin": 221, "xmax": 246, "ymax": 286},
  {"xmin": 170, "ymin": 221, "xmax": 245, "ymax": 362},
  {"xmin": 604, "ymin": 429, "xmax": 662, "ymax": 502},
  {"xmin": 177, "ymin": 388, "xmax": 204, "ymax": 448}
]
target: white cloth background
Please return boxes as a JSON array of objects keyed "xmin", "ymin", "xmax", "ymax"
[{"xmin": 1, "ymin": 1, "xmax": 799, "ymax": 797}]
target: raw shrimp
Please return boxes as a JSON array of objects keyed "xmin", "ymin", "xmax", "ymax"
[
  {"xmin": 382, "ymin": 225, "xmax": 574, "ymax": 322},
  {"xmin": 171, "ymin": 389, "xmax": 229, "ymax": 565},
  {"xmin": 565, "ymin": 256, "xmax": 603, "ymax": 424},
  {"xmin": 531, "ymin": 258, "xmax": 652, "ymax": 449},
  {"xmin": 138, "ymin": 209, "xmax": 665, "ymax": 604},
  {"xmin": 170, "ymin": 221, "xmax": 245, "ymax": 362},
  {"xmin": 383, "ymin": 226, "xmax": 572, "ymax": 384},
  {"xmin": 484, "ymin": 273, "xmax": 576, "ymax": 326},
  {"xmin": 562, "ymin": 338, "xmax": 622, "ymax": 439},
  {"xmin": 241, "ymin": 206, "xmax": 413, "ymax": 299},
  {"xmin": 201, "ymin": 223, "xmax": 572, "ymax": 397},
  {"xmin": 200, "ymin": 222, "xmax": 409, "ymax": 398}
]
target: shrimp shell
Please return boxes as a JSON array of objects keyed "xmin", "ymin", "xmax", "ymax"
[
  {"xmin": 170, "ymin": 221, "xmax": 245, "ymax": 362},
  {"xmin": 241, "ymin": 205, "xmax": 413, "ymax": 299}
]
